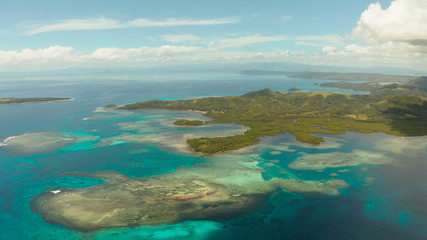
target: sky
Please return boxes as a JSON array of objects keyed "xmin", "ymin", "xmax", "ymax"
[{"xmin": 0, "ymin": 0, "xmax": 426, "ymax": 73}]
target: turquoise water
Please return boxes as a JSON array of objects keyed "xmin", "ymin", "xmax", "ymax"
[{"xmin": 0, "ymin": 72, "xmax": 426, "ymax": 239}]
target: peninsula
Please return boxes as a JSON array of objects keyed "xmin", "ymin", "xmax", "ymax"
[
  {"xmin": 0, "ymin": 97, "xmax": 72, "ymax": 104},
  {"xmin": 118, "ymin": 78, "xmax": 427, "ymax": 154}
]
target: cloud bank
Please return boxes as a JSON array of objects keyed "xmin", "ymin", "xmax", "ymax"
[{"xmin": 0, "ymin": 45, "xmax": 306, "ymax": 71}]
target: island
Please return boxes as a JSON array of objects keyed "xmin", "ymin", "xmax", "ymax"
[
  {"xmin": 0, "ymin": 97, "xmax": 72, "ymax": 104},
  {"xmin": 240, "ymin": 70, "xmax": 418, "ymax": 83},
  {"xmin": 117, "ymin": 77, "xmax": 427, "ymax": 154},
  {"xmin": 288, "ymin": 88, "xmax": 301, "ymax": 92},
  {"xmin": 174, "ymin": 119, "xmax": 205, "ymax": 126},
  {"xmin": 103, "ymin": 104, "xmax": 117, "ymax": 108}
]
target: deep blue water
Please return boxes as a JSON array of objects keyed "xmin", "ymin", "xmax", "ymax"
[{"xmin": 0, "ymin": 72, "xmax": 425, "ymax": 240}]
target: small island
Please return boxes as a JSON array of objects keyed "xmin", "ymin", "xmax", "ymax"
[
  {"xmin": 174, "ymin": 119, "xmax": 205, "ymax": 126},
  {"xmin": 0, "ymin": 97, "xmax": 72, "ymax": 104},
  {"xmin": 288, "ymin": 88, "xmax": 301, "ymax": 92},
  {"xmin": 103, "ymin": 104, "xmax": 117, "ymax": 108},
  {"xmin": 118, "ymin": 77, "xmax": 427, "ymax": 154}
]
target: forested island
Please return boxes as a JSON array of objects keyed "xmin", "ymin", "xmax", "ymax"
[
  {"xmin": 174, "ymin": 119, "xmax": 205, "ymax": 126},
  {"xmin": 104, "ymin": 104, "xmax": 117, "ymax": 108},
  {"xmin": 0, "ymin": 97, "xmax": 72, "ymax": 104},
  {"xmin": 118, "ymin": 77, "xmax": 427, "ymax": 154}
]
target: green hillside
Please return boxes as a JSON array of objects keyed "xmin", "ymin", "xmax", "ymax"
[{"xmin": 119, "ymin": 88, "xmax": 427, "ymax": 154}]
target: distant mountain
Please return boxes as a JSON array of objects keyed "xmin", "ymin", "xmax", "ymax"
[{"xmin": 240, "ymin": 70, "xmax": 418, "ymax": 83}]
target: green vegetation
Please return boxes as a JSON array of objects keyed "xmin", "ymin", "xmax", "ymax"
[
  {"xmin": 174, "ymin": 119, "xmax": 205, "ymax": 126},
  {"xmin": 406, "ymin": 76, "xmax": 427, "ymax": 90},
  {"xmin": 320, "ymin": 77, "xmax": 427, "ymax": 98},
  {"xmin": 0, "ymin": 97, "xmax": 72, "ymax": 104},
  {"xmin": 240, "ymin": 70, "xmax": 417, "ymax": 83},
  {"xmin": 104, "ymin": 104, "xmax": 117, "ymax": 108},
  {"xmin": 119, "ymin": 79, "xmax": 427, "ymax": 154},
  {"xmin": 370, "ymin": 77, "xmax": 427, "ymax": 99}
]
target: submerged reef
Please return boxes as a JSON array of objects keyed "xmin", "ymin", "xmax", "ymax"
[
  {"xmin": 0, "ymin": 131, "xmax": 98, "ymax": 155},
  {"xmin": 289, "ymin": 150, "xmax": 395, "ymax": 170},
  {"xmin": 32, "ymin": 171, "xmax": 268, "ymax": 232},
  {"xmin": 32, "ymin": 155, "xmax": 348, "ymax": 232}
]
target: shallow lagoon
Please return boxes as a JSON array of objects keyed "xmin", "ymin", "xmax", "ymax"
[{"xmin": 0, "ymin": 72, "xmax": 425, "ymax": 239}]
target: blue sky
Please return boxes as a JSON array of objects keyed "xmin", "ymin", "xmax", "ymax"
[{"xmin": 0, "ymin": 0, "xmax": 426, "ymax": 72}]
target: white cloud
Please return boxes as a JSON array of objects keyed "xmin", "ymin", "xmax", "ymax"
[
  {"xmin": 26, "ymin": 18, "xmax": 120, "ymax": 35},
  {"xmin": 0, "ymin": 45, "xmax": 305, "ymax": 71},
  {"xmin": 295, "ymin": 41, "xmax": 322, "ymax": 47},
  {"xmin": 90, "ymin": 45, "xmax": 207, "ymax": 61},
  {"xmin": 299, "ymin": 0, "xmax": 427, "ymax": 71},
  {"xmin": 322, "ymin": 42, "xmax": 427, "ymax": 58},
  {"xmin": 294, "ymin": 35, "xmax": 345, "ymax": 48},
  {"xmin": 288, "ymin": 1, "xmax": 427, "ymax": 70},
  {"xmin": 351, "ymin": 0, "xmax": 427, "ymax": 45},
  {"xmin": 0, "ymin": 43, "xmax": 426, "ymax": 72},
  {"xmin": 296, "ymin": 35, "xmax": 342, "ymax": 43},
  {"xmin": 0, "ymin": 45, "xmax": 218, "ymax": 71},
  {"xmin": 128, "ymin": 18, "xmax": 238, "ymax": 27},
  {"xmin": 319, "ymin": 41, "xmax": 427, "ymax": 70},
  {"xmin": 217, "ymin": 35, "xmax": 287, "ymax": 48},
  {"xmin": 162, "ymin": 34, "xmax": 200, "ymax": 43},
  {"xmin": 25, "ymin": 17, "xmax": 239, "ymax": 35},
  {"xmin": 281, "ymin": 16, "xmax": 293, "ymax": 23},
  {"xmin": 0, "ymin": 46, "xmax": 75, "ymax": 64},
  {"xmin": 0, "ymin": 46, "xmax": 81, "ymax": 71}
]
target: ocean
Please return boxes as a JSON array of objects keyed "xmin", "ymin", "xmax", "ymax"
[{"xmin": 0, "ymin": 71, "xmax": 425, "ymax": 240}]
